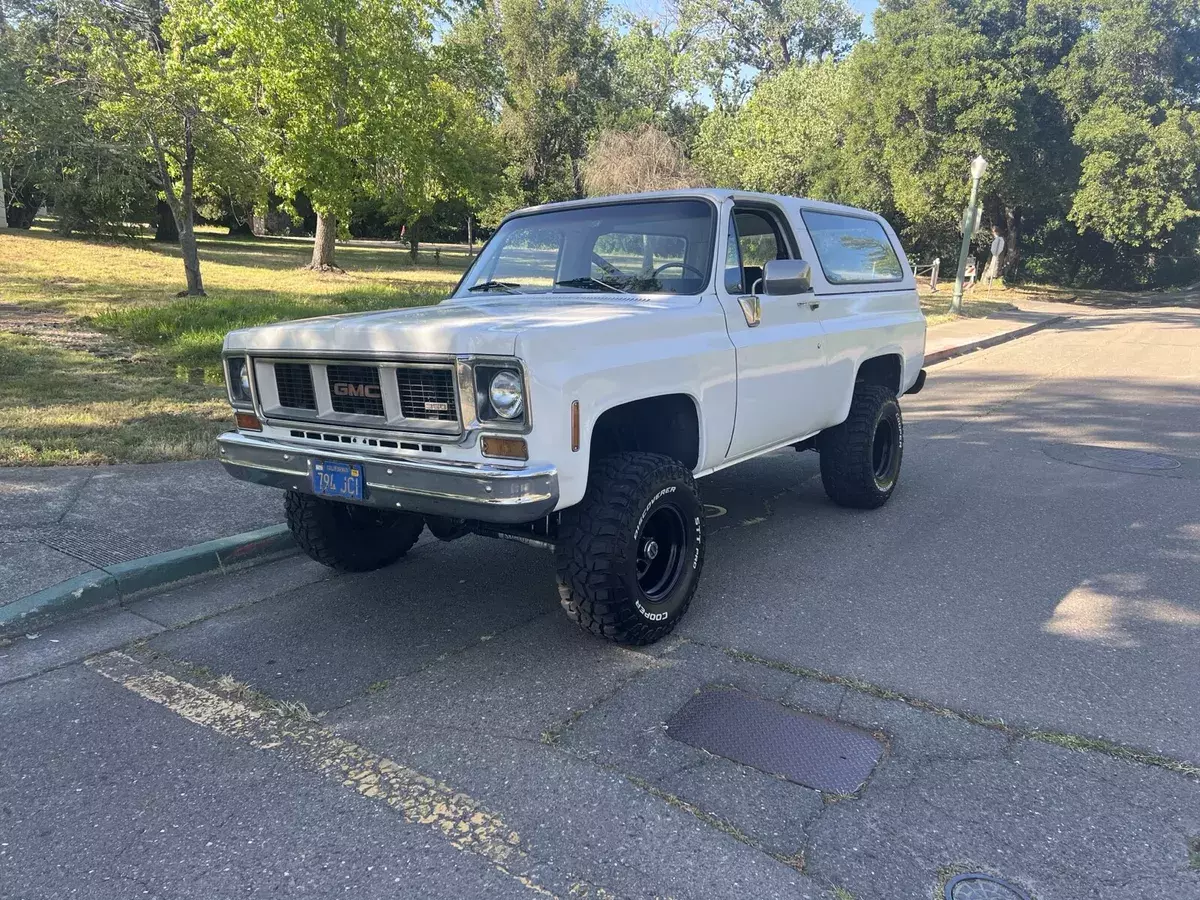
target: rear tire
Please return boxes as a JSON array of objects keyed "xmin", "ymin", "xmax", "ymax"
[
  {"xmin": 556, "ymin": 452, "xmax": 705, "ymax": 645},
  {"xmin": 818, "ymin": 384, "xmax": 904, "ymax": 509},
  {"xmin": 285, "ymin": 492, "xmax": 424, "ymax": 572}
]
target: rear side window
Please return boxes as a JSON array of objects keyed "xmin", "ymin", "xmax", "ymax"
[{"xmin": 802, "ymin": 211, "xmax": 903, "ymax": 285}]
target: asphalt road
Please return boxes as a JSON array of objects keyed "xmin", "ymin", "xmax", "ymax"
[{"xmin": 3, "ymin": 305, "xmax": 1199, "ymax": 900}]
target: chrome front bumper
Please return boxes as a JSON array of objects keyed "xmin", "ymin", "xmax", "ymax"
[{"xmin": 217, "ymin": 432, "xmax": 558, "ymax": 524}]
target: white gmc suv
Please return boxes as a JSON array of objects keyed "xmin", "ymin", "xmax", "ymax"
[{"xmin": 219, "ymin": 190, "xmax": 927, "ymax": 644}]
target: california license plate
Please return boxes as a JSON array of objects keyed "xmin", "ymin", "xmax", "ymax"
[{"xmin": 311, "ymin": 460, "xmax": 363, "ymax": 501}]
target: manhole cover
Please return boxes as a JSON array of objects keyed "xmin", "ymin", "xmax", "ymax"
[
  {"xmin": 1082, "ymin": 447, "xmax": 1181, "ymax": 470},
  {"xmin": 665, "ymin": 686, "xmax": 883, "ymax": 793},
  {"xmin": 1043, "ymin": 444, "xmax": 1189, "ymax": 477},
  {"xmin": 945, "ymin": 873, "xmax": 1031, "ymax": 900}
]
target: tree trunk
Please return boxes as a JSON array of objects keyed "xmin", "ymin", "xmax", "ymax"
[
  {"xmin": 467, "ymin": 216, "xmax": 474, "ymax": 257},
  {"xmin": 154, "ymin": 199, "xmax": 179, "ymax": 241},
  {"xmin": 0, "ymin": 168, "xmax": 8, "ymax": 229},
  {"xmin": 174, "ymin": 114, "xmax": 205, "ymax": 295},
  {"xmin": 178, "ymin": 216, "xmax": 205, "ymax": 295},
  {"xmin": 311, "ymin": 212, "xmax": 338, "ymax": 269},
  {"xmin": 407, "ymin": 219, "xmax": 420, "ymax": 261},
  {"xmin": 1003, "ymin": 206, "xmax": 1022, "ymax": 281}
]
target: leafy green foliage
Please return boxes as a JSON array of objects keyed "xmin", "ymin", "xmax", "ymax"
[
  {"xmin": 677, "ymin": 0, "xmax": 861, "ymax": 107},
  {"xmin": 0, "ymin": 0, "xmax": 156, "ymax": 233},
  {"xmin": 699, "ymin": 0, "xmax": 1200, "ymax": 286},
  {"xmin": 494, "ymin": 0, "xmax": 613, "ymax": 208}
]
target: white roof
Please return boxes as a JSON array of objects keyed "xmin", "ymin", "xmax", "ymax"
[{"xmin": 513, "ymin": 188, "xmax": 887, "ymax": 223}]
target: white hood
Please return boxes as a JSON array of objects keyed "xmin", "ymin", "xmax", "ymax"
[{"xmin": 223, "ymin": 295, "xmax": 693, "ymax": 357}]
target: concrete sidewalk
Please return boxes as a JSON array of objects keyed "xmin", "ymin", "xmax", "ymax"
[
  {"xmin": 0, "ymin": 308, "xmax": 1064, "ymax": 632},
  {"xmin": 0, "ymin": 460, "xmax": 286, "ymax": 629}
]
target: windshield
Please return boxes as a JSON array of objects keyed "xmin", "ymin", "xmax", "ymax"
[{"xmin": 454, "ymin": 199, "xmax": 716, "ymax": 297}]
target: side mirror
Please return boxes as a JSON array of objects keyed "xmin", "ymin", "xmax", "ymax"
[{"xmin": 762, "ymin": 259, "xmax": 812, "ymax": 296}]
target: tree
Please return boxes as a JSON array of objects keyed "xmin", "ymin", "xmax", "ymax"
[
  {"xmin": 603, "ymin": 11, "xmax": 705, "ymax": 142},
  {"xmin": 496, "ymin": 0, "xmax": 613, "ymax": 207},
  {"xmin": 1053, "ymin": 0, "xmax": 1200, "ymax": 250},
  {"xmin": 676, "ymin": 0, "xmax": 860, "ymax": 107},
  {"xmin": 2, "ymin": 0, "xmax": 156, "ymax": 233},
  {"xmin": 693, "ymin": 61, "xmax": 853, "ymax": 199},
  {"xmin": 225, "ymin": 0, "xmax": 439, "ymax": 271},
  {"xmin": 582, "ymin": 124, "xmax": 703, "ymax": 196},
  {"xmin": 73, "ymin": 0, "xmax": 254, "ymax": 294}
]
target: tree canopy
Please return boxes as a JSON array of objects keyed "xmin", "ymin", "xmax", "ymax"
[{"xmin": 5, "ymin": 0, "xmax": 1200, "ymax": 290}]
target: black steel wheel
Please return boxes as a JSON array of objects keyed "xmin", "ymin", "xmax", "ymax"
[{"xmin": 556, "ymin": 451, "xmax": 705, "ymax": 645}]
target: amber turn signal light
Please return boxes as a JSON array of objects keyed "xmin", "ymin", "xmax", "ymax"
[
  {"xmin": 235, "ymin": 411, "xmax": 263, "ymax": 431},
  {"xmin": 481, "ymin": 436, "xmax": 528, "ymax": 461}
]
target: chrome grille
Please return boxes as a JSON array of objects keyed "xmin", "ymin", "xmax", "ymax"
[
  {"xmin": 396, "ymin": 367, "xmax": 458, "ymax": 422},
  {"xmin": 327, "ymin": 364, "xmax": 384, "ymax": 417},
  {"xmin": 274, "ymin": 363, "xmax": 316, "ymax": 410}
]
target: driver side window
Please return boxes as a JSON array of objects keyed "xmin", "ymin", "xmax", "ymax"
[{"xmin": 734, "ymin": 209, "xmax": 790, "ymax": 295}]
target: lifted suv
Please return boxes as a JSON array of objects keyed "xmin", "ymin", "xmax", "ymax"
[{"xmin": 218, "ymin": 190, "xmax": 927, "ymax": 644}]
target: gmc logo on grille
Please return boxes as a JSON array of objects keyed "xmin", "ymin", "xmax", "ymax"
[{"xmin": 332, "ymin": 382, "xmax": 380, "ymax": 398}]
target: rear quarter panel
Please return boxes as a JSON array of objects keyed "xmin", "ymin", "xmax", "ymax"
[{"xmin": 782, "ymin": 202, "xmax": 926, "ymax": 425}]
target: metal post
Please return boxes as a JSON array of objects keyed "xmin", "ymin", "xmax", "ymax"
[{"xmin": 950, "ymin": 178, "xmax": 980, "ymax": 315}]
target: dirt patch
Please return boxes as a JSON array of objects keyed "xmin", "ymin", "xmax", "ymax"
[{"xmin": 0, "ymin": 303, "xmax": 135, "ymax": 360}]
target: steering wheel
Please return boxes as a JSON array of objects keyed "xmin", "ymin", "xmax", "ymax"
[{"xmin": 651, "ymin": 261, "xmax": 706, "ymax": 280}]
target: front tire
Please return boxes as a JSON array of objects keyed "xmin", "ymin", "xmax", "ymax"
[
  {"xmin": 819, "ymin": 383, "xmax": 904, "ymax": 509},
  {"xmin": 285, "ymin": 492, "xmax": 424, "ymax": 572},
  {"xmin": 556, "ymin": 452, "xmax": 705, "ymax": 645}
]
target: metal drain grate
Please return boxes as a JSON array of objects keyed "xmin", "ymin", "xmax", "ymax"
[
  {"xmin": 666, "ymin": 686, "xmax": 883, "ymax": 793},
  {"xmin": 945, "ymin": 873, "xmax": 1031, "ymax": 900},
  {"xmin": 43, "ymin": 527, "xmax": 159, "ymax": 567}
]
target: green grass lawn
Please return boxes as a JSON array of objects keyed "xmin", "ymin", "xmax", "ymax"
[{"xmin": 0, "ymin": 227, "xmax": 464, "ymax": 465}]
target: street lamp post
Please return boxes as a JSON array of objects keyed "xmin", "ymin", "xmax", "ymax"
[{"xmin": 950, "ymin": 155, "xmax": 987, "ymax": 315}]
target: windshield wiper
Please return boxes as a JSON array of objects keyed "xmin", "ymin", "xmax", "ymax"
[
  {"xmin": 467, "ymin": 280, "xmax": 521, "ymax": 293},
  {"xmin": 553, "ymin": 276, "xmax": 629, "ymax": 294}
]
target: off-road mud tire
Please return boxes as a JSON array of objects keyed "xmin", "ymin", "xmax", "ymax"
[
  {"xmin": 556, "ymin": 452, "xmax": 705, "ymax": 645},
  {"xmin": 285, "ymin": 491, "xmax": 424, "ymax": 572},
  {"xmin": 818, "ymin": 384, "xmax": 904, "ymax": 509}
]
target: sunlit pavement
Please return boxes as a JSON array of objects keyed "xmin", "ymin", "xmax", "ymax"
[{"xmin": 3, "ymin": 306, "xmax": 1199, "ymax": 900}]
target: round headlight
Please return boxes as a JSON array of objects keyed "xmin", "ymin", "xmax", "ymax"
[
  {"xmin": 489, "ymin": 370, "xmax": 524, "ymax": 419},
  {"xmin": 228, "ymin": 357, "xmax": 252, "ymax": 403}
]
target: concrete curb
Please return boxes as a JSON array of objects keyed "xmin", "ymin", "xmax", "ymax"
[
  {"xmin": 0, "ymin": 524, "xmax": 296, "ymax": 635},
  {"xmin": 923, "ymin": 315, "xmax": 1069, "ymax": 366}
]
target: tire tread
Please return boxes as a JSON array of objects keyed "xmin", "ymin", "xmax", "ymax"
[
  {"xmin": 819, "ymin": 383, "xmax": 903, "ymax": 509},
  {"xmin": 555, "ymin": 452, "xmax": 702, "ymax": 645}
]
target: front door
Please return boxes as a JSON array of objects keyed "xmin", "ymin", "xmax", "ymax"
[{"xmin": 718, "ymin": 204, "xmax": 830, "ymax": 459}]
